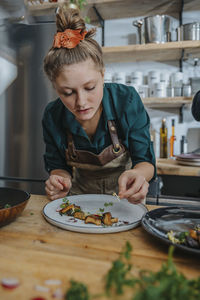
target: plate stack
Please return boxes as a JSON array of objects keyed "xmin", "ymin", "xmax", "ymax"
[{"xmin": 176, "ymin": 153, "xmax": 200, "ymax": 166}]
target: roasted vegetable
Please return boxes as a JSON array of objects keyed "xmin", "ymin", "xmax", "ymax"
[
  {"xmin": 74, "ymin": 211, "xmax": 86, "ymax": 220},
  {"xmin": 85, "ymin": 215, "xmax": 102, "ymax": 226},
  {"xmin": 102, "ymin": 212, "xmax": 112, "ymax": 226},
  {"xmin": 61, "ymin": 204, "xmax": 75, "ymax": 214},
  {"xmin": 111, "ymin": 217, "xmax": 118, "ymax": 224}
]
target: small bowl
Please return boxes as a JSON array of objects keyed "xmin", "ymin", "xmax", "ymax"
[{"xmin": 0, "ymin": 187, "xmax": 30, "ymax": 227}]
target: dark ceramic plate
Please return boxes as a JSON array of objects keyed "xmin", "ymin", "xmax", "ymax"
[{"xmin": 141, "ymin": 206, "xmax": 200, "ymax": 255}]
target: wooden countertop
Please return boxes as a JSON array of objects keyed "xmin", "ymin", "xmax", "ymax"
[
  {"xmin": 157, "ymin": 158, "xmax": 200, "ymax": 177},
  {"xmin": 0, "ymin": 194, "xmax": 199, "ymax": 300}
]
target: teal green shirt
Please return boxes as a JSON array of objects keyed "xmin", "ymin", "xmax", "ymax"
[{"xmin": 42, "ymin": 83, "xmax": 156, "ymax": 178}]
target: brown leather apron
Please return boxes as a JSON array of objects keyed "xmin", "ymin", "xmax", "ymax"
[{"xmin": 65, "ymin": 120, "xmax": 132, "ymax": 195}]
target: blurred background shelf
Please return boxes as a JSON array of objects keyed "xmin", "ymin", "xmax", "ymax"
[
  {"xmin": 142, "ymin": 96, "xmax": 192, "ymax": 108},
  {"xmin": 26, "ymin": 0, "xmax": 200, "ymax": 23},
  {"xmin": 102, "ymin": 41, "xmax": 200, "ymax": 63}
]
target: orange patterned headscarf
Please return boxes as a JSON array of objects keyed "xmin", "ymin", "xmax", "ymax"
[{"xmin": 53, "ymin": 29, "xmax": 87, "ymax": 49}]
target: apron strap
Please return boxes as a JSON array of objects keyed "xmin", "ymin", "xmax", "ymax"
[
  {"xmin": 67, "ymin": 131, "xmax": 77, "ymax": 158},
  {"xmin": 67, "ymin": 120, "xmax": 121, "ymax": 155},
  {"xmin": 107, "ymin": 120, "xmax": 122, "ymax": 153}
]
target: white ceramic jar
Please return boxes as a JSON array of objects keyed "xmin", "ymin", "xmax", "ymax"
[
  {"xmin": 152, "ymin": 83, "xmax": 167, "ymax": 98},
  {"xmin": 130, "ymin": 71, "xmax": 143, "ymax": 85},
  {"xmin": 148, "ymin": 70, "xmax": 160, "ymax": 86},
  {"xmin": 170, "ymin": 72, "xmax": 183, "ymax": 88},
  {"xmin": 113, "ymin": 72, "xmax": 126, "ymax": 84}
]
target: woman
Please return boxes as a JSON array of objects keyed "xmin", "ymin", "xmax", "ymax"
[{"xmin": 42, "ymin": 8, "xmax": 156, "ymax": 204}]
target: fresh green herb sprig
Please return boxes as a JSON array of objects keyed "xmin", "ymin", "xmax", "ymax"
[
  {"xmin": 64, "ymin": 243, "xmax": 200, "ymax": 300},
  {"xmin": 133, "ymin": 246, "xmax": 200, "ymax": 300},
  {"xmin": 105, "ymin": 241, "xmax": 136, "ymax": 295},
  {"xmin": 65, "ymin": 280, "xmax": 90, "ymax": 300}
]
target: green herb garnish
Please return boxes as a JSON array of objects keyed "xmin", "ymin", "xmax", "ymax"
[
  {"xmin": 4, "ymin": 204, "xmax": 11, "ymax": 208},
  {"xmin": 65, "ymin": 280, "xmax": 90, "ymax": 300},
  {"xmin": 104, "ymin": 202, "xmax": 113, "ymax": 207}
]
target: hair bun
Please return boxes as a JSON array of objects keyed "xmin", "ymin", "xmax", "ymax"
[{"xmin": 56, "ymin": 7, "xmax": 86, "ymax": 33}]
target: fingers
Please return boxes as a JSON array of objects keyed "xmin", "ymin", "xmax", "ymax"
[
  {"xmin": 119, "ymin": 176, "xmax": 145, "ymax": 199},
  {"xmin": 46, "ymin": 189, "xmax": 69, "ymax": 201},
  {"xmin": 46, "ymin": 176, "xmax": 63, "ymax": 191},
  {"xmin": 45, "ymin": 175, "xmax": 72, "ymax": 201},
  {"xmin": 126, "ymin": 181, "xmax": 149, "ymax": 204},
  {"xmin": 118, "ymin": 170, "xmax": 149, "ymax": 204}
]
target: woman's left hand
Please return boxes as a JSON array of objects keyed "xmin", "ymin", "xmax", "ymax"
[{"xmin": 118, "ymin": 169, "xmax": 149, "ymax": 204}]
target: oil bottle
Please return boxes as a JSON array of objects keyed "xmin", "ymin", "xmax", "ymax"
[
  {"xmin": 160, "ymin": 118, "xmax": 168, "ymax": 158},
  {"xmin": 170, "ymin": 119, "xmax": 176, "ymax": 157}
]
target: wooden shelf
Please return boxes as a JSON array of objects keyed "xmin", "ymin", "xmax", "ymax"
[
  {"xmin": 26, "ymin": 0, "xmax": 200, "ymax": 23},
  {"xmin": 157, "ymin": 158, "xmax": 200, "ymax": 177},
  {"xmin": 143, "ymin": 97, "xmax": 192, "ymax": 108},
  {"xmin": 103, "ymin": 41, "xmax": 200, "ymax": 63}
]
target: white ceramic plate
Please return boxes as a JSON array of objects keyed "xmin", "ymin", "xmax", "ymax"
[{"xmin": 43, "ymin": 194, "xmax": 147, "ymax": 234}]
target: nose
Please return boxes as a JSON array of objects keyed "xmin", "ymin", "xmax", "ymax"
[{"xmin": 76, "ymin": 90, "xmax": 87, "ymax": 108}]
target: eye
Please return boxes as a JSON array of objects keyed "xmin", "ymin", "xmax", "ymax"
[
  {"xmin": 85, "ymin": 86, "xmax": 95, "ymax": 91},
  {"xmin": 62, "ymin": 91, "xmax": 73, "ymax": 97}
]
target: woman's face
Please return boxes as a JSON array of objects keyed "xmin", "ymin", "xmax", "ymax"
[{"xmin": 53, "ymin": 59, "xmax": 104, "ymax": 124}]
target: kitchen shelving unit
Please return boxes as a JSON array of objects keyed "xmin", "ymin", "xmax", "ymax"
[
  {"xmin": 26, "ymin": 0, "xmax": 200, "ymax": 23},
  {"xmin": 26, "ymin": 0, "xmax": 200, "ymax": 108},
  {"xmin": 102, "ymin": 41, "xmax": 200, "ymax": 63},
  {"xmin": 143, "ymin": 96, "xmax": 192, "ymax": 108}
]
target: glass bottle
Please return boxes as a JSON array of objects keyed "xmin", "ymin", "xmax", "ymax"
[
  {"xmin": 160, "ymin": 118, "xmax": 168, "ymax": 158},
  {"xmin": 170, "ymin": 119, "xmax": 176, "ymax": 157},
  {"xmin": 180, "ymin": 135, "xmax": 188, "ymax": 154}
]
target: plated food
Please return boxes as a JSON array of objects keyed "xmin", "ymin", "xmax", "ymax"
[
  {"xmin": 142, "ymin": 206, "xmax": 200, "ymax": 255},
  {"xmin": 167, "ymin": 225, "xmax": 200, "ymax": 249},
  {"xmin": 43, "ymin": 194, "xmax": 147, "ymax": 233},
  {"xmin": 58, "ymin": 197, "xmax": 118, "ymax": 226}
]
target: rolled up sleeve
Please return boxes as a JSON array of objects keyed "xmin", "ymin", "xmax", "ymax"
[
  {"xmin": 125, "ymin": 91, "xmax": 156, "ymax": 179},
  {"xmin": 42, "ymin": 109, "xmax": 72, "ymax": 175}
]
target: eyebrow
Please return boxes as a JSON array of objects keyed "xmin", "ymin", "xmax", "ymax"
[{"xmin": 59, "ymin": 80, "xmax": 96, "ymax": 90}]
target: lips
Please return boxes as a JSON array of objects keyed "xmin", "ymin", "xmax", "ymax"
[{"xmin": 77, "ymin": 108, "xmax": 91, "ymax": 114}]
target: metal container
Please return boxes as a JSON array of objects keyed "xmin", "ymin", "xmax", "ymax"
[
  {"xmin": 179, "ymin": 23, "xmax": 200, "ymax": 41},
  {"xmin": 133, "ymin": 15, "xmax": 173, "ymax": 44},
  {"xmin": 182, "ymin": 85, "xmax": 192, "ymax": 97}
]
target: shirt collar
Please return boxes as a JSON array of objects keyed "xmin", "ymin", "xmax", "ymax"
[{"xmin": 102, "ymin": 84, "xmax": 116, "ymax": 122}]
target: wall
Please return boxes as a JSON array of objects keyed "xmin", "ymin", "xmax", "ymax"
[{"xmin": 92, "ymin": 11, "xmax": 200, "ymax": 158}]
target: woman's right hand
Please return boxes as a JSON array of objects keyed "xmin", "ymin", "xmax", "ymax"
[{"xmin": 45, "ymin": 174, "xmax": 72, "ymax": 201}]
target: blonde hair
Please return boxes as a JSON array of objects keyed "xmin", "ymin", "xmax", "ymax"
[{"xmin": 44, "ymin": 8, "xmax": 104, "ymax": 82}]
